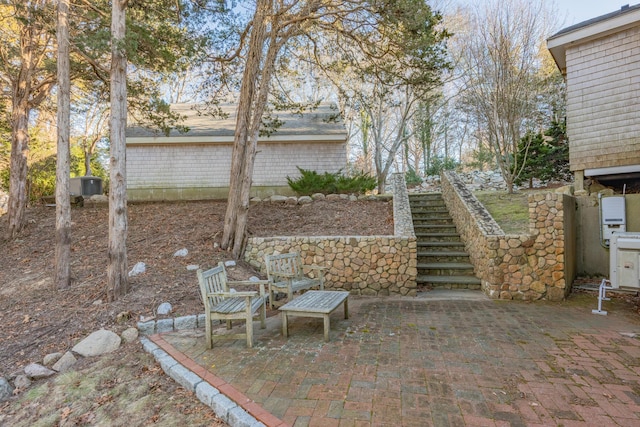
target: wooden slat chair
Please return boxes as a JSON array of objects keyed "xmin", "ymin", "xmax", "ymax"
[
  {"xmin": 264, "ymin": 252, "xmax": 326, "ymax": 309},
  {"xmin": 197, "ymin": 262, "xmax": 267, "ymax": 348}
]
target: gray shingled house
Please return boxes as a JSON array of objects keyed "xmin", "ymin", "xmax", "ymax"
[
  {"xmin": 125, "ymin": 104, "xmax": 347, "ymax": 201},
  {"xmin": 547, "ymin": 4, "xmax": 640, "ymax": 193}
]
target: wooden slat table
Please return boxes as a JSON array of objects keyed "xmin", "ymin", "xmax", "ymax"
[{"xmin": 278, "ymin": 290, "xmax": 349, "ymax": 341}]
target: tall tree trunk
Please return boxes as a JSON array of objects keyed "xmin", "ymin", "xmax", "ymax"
[
  {"xmin": 221, "ymin": 0, "xmax": 269, "ymax": 257},
  {"xmin": 84, "ymin": 149, "xmax": 92, "ymax": 176},
  {"xmin": 107, "ymin": 0, "xmax": 129, "ymax": 301},
  {"xmin": 55, "ymin": 0, "xmax": 72, "ymax": 289},
  {"xmin": 7, "ymin": 105, "xmax": 30, "ymax": 240},
  {"xmin": 6, "ymin": 25, "xmax": 35, "ymax": 240}
]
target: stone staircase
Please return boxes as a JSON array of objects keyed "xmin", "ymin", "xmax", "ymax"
[{"xmin": 409, "ymin": 193, "xmax": 481, "ymax": 290}]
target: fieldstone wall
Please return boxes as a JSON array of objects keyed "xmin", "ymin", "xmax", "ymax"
[
  {"xmin": 441, "ymin": 171, "xmax": 570, "ymax": 301},
  {"xmin": 243, "ymin": 173, "xmax": 418, "ymax": 296}
]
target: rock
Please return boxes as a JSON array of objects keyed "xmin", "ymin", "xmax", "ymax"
[
  {"xmin": 157, "ymin": 302, "xmax": 173, "ymax": 315},
  {"xmin": 250, "ymin": 197, "xmax": 262, "ymax": 203},
  {"xmin": 311, "ymin": 193, "xmax": 325, "ymax": 200},
  {"xmin": 92, "ymin": 299, "xmax": 103, "ymax": 305},
  {"xmin": 248, "ymin": 276, "xmax": 261, "ymax": 282},
  {"xmin": 72, "ymin": 329, "xmax": 122, "ymax": 357},
  {"xmin": 13, "ymin": 374, "xmax": 31, "ymax": 391},
  {"xmin": 285, "ymin": 197, "xmax": 298, "ymax": 205},
  {"xmin": 24, "ymin": 363, "xmax": 56, "ymax": 380},
  {"xmin": 554, "ymin": 185, "xmax": 574, "ymax": 195},
  {"xmin": 128, "ymin": 261, "xmax": 146, "ymax": 277},
  {"xmin": 186, "ymin": 264, "xmax": 199, "ymax": 271},
  {"xmin": 173, "ymin": 248, "xmax": 188, "ymax": 257},
  {"xmin": 269, "ymin": 195, "xmax": 288, "ymax": 203},
  {"xmin": 326, "ymin": 194, "xmax": 342, "ymax": 201},
  {"xmin": 43, "ymin": 352, "xmax": 63, "ymax": 367},
  {"xmin": 349, "ymin": 195, "xmax": 358, "ymax": 201},
  {"xmin": 52, "ymin": 352, "xmax": 77, "ymax": 373},
  {"xmin": 0, "ymin": 377, "xmax": 13, "ymax": 401},
  {"xmin": 121, "ymin": 327, "xmax": 139, "ymax": 343},
  {"xmin": 224, "ymin": 260, "xmax": 236, "ymax": 267},
  {"xmin": 116, "ymin": 311, "xmax": 132, "ymax": 323},
  {"xmin": 298, "ymin": 196, "xmax": 312, "ymax": 204},
  {"xmin": 88, "ymin": 194, "xmax": 108, "ymax": 204}
]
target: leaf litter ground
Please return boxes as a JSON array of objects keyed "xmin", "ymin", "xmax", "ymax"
[{"xmin": 0, "ymin": 198, "xmax": 392, "ymax": 426}]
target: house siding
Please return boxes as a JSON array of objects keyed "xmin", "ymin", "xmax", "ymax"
[
  {"xmin": 566, "ymin": 25, "xmax": 640, "ymax": 172},
  {"xmin": 126, "ymin": 140, "xmax": 346, "ymax": 201}
]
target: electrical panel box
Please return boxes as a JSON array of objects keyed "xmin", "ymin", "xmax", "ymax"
[
  {"xmin": 610, "ymin": 232, "xmax": 640, "ymax": 289},
  {"xmin": 601, "ymin": 196, "xmax": 626, "ymax": 246}
]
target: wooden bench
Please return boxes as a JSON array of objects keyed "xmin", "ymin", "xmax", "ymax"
[
  {"xmin": 197, "ymin": 262, "xmax": 267, "ymax": 348},
  {"xmin": 279, "ymin": 290, "xmax": 349, "ymax": 342},
  {"xmin": 264, "ymin": 252, "xmax": 326, "ymax": 309}
]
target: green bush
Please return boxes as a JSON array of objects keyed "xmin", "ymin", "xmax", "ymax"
[
  {"xmin": 425, "ymin": 156, "xmax": 459, "ymax": 176},
  {"xmin": 405, "ymin": 167, "xmax": 423, "ymax": 187},
  {"xmin": 287, "ymin": 167, "xmax": 376, "ymax": 196}
]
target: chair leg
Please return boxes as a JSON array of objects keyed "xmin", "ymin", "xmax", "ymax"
[
  {"xmin": 260, "ymin": 301, "xmax": 266, "ymax": 329},
  {"xmin": 205, "ymin": 315, "xmax": 212, "ymax": 349},
  {"xmin": 246, "ymin": 318, "xmax": 254, "ymax": 348},
  {"xmin": 269, "ymin": 287, "xmax": 275, "ymax": 310}
]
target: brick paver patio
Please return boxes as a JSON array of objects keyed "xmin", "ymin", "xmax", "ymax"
[{"xmin": 153, "ymin": 291, "xmax": 640, "ymax": 426}]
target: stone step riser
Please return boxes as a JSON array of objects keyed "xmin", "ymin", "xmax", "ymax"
[
  {"xmin": 416, "ymin": 235, "xmax": 462, "ymax": 243},
  {"xmin": 417, "ymin": 282, "xmax": 483, "ymax": 290},
  {"xmin": 418, "ymin": 246, "xmax": 465, "ymax": 252},
  {"xmin": 418, "ymin": 254, "xmax": 471, "ymax": 263},
  {"xmin": 413, "ymin": 219, "xmax": 455, "ymax": 225},
  {"xmin": 417, "ymin": 268, "xmax": 475, "ymax": 276},
  {"xmin": 409, "ymin": 203, "xmax": 446, "ymax": 209}
]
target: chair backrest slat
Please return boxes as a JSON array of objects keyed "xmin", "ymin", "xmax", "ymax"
[
  {"xmin": 265, "ymin": 252, "xmax": 302, "ymax": 280},
  {"xmin": 197, "ymin": 263, "xmax": 229, "ymax": 308}
]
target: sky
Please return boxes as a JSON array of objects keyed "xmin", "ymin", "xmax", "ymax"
[{"xmin": 554, "ymin": 0, "xmax": 635, "ymax": 27}]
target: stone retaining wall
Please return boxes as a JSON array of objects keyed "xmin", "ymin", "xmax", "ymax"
[
  {"xmin": 441, "ymin": 171, "xmax": 570, "ymax": 301},
  {"xmin": 243, "ymin": 173, "xmax": 418, "ymax": 296}
]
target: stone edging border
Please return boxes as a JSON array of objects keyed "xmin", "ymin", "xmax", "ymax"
[
  {"xmin": 141, "ymin": 334, "xmax": 287, "ymax": 427},
  {"xmin": 138, "ymin": 315, "xmax": 288, "ymax": 426}
]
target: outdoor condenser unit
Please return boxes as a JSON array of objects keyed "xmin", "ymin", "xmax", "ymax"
[
  {"xmin": 610, "ymin": 232, "xmax": 640, "ymax": 290},
  {"xmin": 600, "ymin": 195, "xmax": 626, "ymax": 247},
  {"xmin": 69, "ymin": 176, "xmax": 103, "ymax": 197}
]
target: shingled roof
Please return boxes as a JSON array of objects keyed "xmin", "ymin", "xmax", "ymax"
[
  {"xmin": 126, "ymin": 103, "xmax": 347, "ymax": 141},
  {"xmin": 547, "ymin": 3, "xmax": 640, "ymax": 73}
]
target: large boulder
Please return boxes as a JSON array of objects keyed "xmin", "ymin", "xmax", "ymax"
[
  {"xmin": 24, "ymin": 363, "xmax": 56, "ymax": 380},
  {"xmin": 72, "ymin": 329, "xmax": 122, "ymax": 357},
  {"xmin": 0, "ymin": 377, "xmax": 13, "ymax": 401}
]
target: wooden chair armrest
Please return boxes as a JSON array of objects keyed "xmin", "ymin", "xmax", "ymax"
[
  {"xmin": 227, "ymin": 280, "xmax": 269, "ymax": 286},
  {"xmin": 209, "ymin": 291, "xmax": 257, "ymax": 298},
  {"xmin": 228, "ymin": 280, "xmax": 267, "ymax": 296},
  {"xmin": 268, "ymin": 272, "xmax": 296, "ymax": 279}
]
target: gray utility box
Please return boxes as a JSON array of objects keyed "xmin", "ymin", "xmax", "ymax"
[
  {"xmin": 610, "ymin": 232, "xmax": 640, "ymax": 290},
  {"xmin": 70, "ymin": 176, "xmax": 103, "ymax": 197}
]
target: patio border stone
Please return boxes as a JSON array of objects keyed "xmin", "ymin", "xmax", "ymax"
[{"xmin": 140, "ymin": 335, "xmax": 284, "ymax": 427}]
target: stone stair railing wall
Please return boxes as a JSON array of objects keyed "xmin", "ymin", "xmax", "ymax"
[
  {"xmin": 244, "ymin": 173, "xmax": 418, "ymax": 296},
  {"xmin": 441, "ymin": 171, "xmax": 574, "ymax": 301}
]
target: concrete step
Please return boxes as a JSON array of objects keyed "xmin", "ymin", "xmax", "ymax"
[
  {"xmin": 415, "ymin": 232, "xmax": 461, "ymax": 242},
  {"xmin": 417, "ymin": 262, "xmax": 475, "ymax": 276},
  {"xmin": 418, "ymin": 241, "xmax": 465, "ymax": 248},
  {"xmin": 417, "ymin": 251, "xmax": 471, "ymax": 263},
  {"xmin": 417, "ymin": 275, "xmax": 482, "ymax": 289}
]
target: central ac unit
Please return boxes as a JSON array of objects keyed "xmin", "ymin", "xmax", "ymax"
[{"xmin": 610, "ymin": 232, "xmax": 640, "ymax": 290}]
